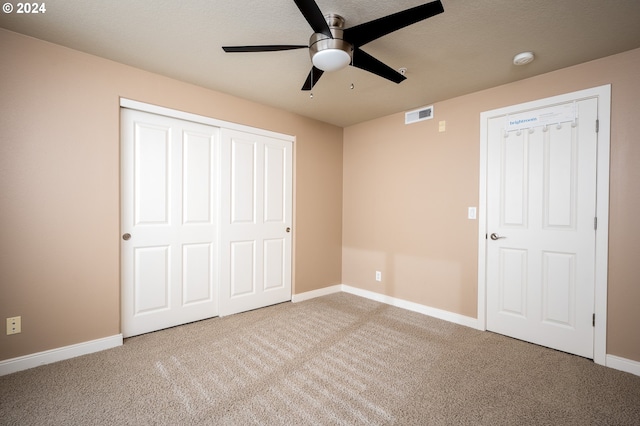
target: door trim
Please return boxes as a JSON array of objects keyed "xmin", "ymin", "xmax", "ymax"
[
  {"xmin": 477, "ymin": 85, "xmax": 611, "ymax": 365},
  {"xmin": 119, "ymin": 98, "xmax": 295, "ymax": 142}
]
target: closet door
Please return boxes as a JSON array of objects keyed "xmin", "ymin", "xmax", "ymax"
[
  {"xmin": 219, "ymin": 129, "xmax": 293, "ymax": 316},
  {"xmin": 121, "ymin": 109, "xmax": 219, "ymax": 337}
]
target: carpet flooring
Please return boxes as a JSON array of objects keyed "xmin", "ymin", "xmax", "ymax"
[{"xmin": 1, "ymin": 292, "xmax": 639, "ymax": 425}]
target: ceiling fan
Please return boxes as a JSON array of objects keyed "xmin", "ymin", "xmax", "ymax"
[{"xmin": 222, "ymin": 0, "xmax": 444, "ymax": 90}]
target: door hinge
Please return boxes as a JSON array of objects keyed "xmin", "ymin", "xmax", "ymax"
[
  {"xmin": 595, "ymin": 119, "xmax": 599, "ymax": 133},
  {"xmin": 592, "ymin": 313, "xmax": 596, "ymax": 327},
  {"xmin": 594, "ymin": 217, "xmax": 598, "ymax": 230}
]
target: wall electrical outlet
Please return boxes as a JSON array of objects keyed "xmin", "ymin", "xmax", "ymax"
[
  {"xmin": 7, "ymin": 316, "xmax": 21, "ymax": 335},
  {"xmin": 375, "ymin": 271, "xmax": 382, "ymax": 282}
]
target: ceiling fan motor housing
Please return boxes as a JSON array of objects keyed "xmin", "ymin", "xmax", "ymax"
[{"xmin": 309, "ymin": 14, "xmax": 353, "ymax": 71}]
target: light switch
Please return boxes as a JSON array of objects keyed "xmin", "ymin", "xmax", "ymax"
[
  {"xmin": 439, "ymin": 121, "xmax": 446, "ymax": 132},
  {"xmin": 468, "ymin": 207, "xmax": 477, "ymax": 220}
]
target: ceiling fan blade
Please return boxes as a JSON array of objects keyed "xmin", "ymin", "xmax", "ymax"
[
  {"xmin": 222, "ymin": 45, "xmax": 307, "ymax": 53},
  {"xmin": 351, "ymin": 48, "xmax": 406, "ymax": 84},
  {"xmin": 293, "ymin": 0, "xmax": 333, "ymax": 38},
  {"xmin": 344, "ymin": 0, "xmax": 444, "ymax": 47},
  {"xmin": 302, "ymin": 66, "xmax": 325, "ymax": 91}
]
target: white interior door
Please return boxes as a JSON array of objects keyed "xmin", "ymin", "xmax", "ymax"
[
  {"xmin": 121, "ymin": 109, "xmax": 219, "ymax": 337},
  {"xmin": 486, "ymin": 97, "xmax": 598, "ymax": 358},
  {"xmin": 219, "ymin": 128, "xmax": 293, "ymax": 316}
]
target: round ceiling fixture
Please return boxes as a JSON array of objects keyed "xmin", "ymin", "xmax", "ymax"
[
  {"xmin": 312, "ymin": 48, "xmax": 352, "ymax": 72},
  {"xmin": 309, "ymin": 14, "xmax": 353, "ymax": 72},
  {"xmin": 513, "ymin": 51, "xmax": 535, "ymax": 66}
]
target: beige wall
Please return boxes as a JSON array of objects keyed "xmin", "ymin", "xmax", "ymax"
[
  {"xmin": 0, "ymin": 29, "xmax": 343, "ymax": 361},
  {"xmin": 343, "ymin": 48, "xmax": 640, "ymax": 362}
]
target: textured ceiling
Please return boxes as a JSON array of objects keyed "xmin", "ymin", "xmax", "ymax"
[{"xmin": 2, "ymin": 0, "xmax": 640, "ymax": 127}]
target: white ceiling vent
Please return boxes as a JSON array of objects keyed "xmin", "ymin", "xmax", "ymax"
[{"xmin": 405, "ymin": 105, "xmax": 434, "ymax": 124}]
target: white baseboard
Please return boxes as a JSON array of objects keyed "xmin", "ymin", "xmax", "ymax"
[
  {"xmin": 342, "ymin": 285, "xmax": 483, "ymax": 330},
  {"xmin": 0, "ymin": 334, "xmax": 123, "ymax": 376},
  {"xmin": 294, "ymin": 284, "xmax": 481, "ymax": 330},
  {"xmin": 606, "ymin": 354, "xmax": 640, "ymax": 377},
  {"xmin": 292, "ymin": 284, "xmax": 342, "ymax": 303}
]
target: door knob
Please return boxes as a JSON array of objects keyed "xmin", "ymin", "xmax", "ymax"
[
  {"xmin": 122, "ymin": 233, "xmax": 131, "ymax": 241},
  {"xmin": 286, "ymin": 227, "xmax": 291, "ymax": 233},
  {"xmin": 490, "ymin": 233, "xmax": 506, "ymax": 240}
]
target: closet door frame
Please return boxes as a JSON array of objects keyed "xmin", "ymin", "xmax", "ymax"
[{"xmin": 120, "ymin": 98, "xmax": 296, "ymax": 327}]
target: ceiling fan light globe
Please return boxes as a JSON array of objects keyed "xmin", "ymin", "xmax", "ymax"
[{"xmin": 312, "ymin": 49, "xmax": 351, "ymax": 72}]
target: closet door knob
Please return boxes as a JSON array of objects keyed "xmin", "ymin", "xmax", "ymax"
[{"xmin": 122, "ymin": 233, "xmax": 131, "ymax": 241}]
